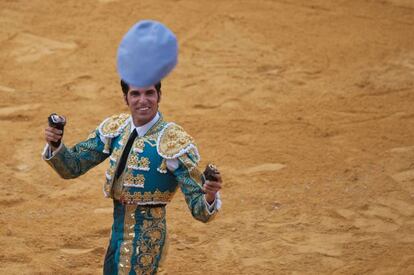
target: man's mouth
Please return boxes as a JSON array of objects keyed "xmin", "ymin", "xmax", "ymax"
[{"xmin": 138, "ymin": 107, "xmax": 150, "ymax": 111}]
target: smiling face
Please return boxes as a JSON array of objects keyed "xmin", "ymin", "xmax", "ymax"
[{"xmin": 124, "ymin": 84, "xmax": 160, "ymax": 126}]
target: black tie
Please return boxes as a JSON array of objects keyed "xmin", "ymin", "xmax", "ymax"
[{"xmin": 115, "ymin": 129, "xmax": 138, "ymax": 180}]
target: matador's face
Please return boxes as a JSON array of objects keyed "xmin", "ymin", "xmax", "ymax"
[{"xmin": 125, "ymin": 84, "xmax": 160, "ymax": 126}]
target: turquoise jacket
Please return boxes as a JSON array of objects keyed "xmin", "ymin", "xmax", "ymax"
[{"xmin": 44, "ymin": 113, "xmax": 217, "ymax": 223}]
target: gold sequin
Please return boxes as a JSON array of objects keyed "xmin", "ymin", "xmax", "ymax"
[{"xmin": 123, "ymin": 173, "xmax": 145, "ymax": 188}]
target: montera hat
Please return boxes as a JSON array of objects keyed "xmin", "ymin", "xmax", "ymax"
[{"xmin": 117, "ymin": 20, "xmax": 178, "ymax": 88}]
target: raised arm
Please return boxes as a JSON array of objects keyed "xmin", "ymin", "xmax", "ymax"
[{"xmin": 43, "ymin": 127, "xmax": 110, "ymax": 179}]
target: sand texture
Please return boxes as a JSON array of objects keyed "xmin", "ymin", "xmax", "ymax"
[{"xmin": 0, "ymin": 0, "xmax": 413, "ymax": 274}]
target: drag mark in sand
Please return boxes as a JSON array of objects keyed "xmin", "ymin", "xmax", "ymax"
[
  {"xmin": 0, "ymin": 85, "xmax": 15, "ymax": 93},
  {"xmin": 244, "ymin": 163, "xmax": 286, "ymax": 174},
  {"xmin": 6, "ymin": 33, "xmax": 77, "ymax": 63},
  {"xmin": 60, "ymin": 248, "xmax": 95, "ymax": 255}
]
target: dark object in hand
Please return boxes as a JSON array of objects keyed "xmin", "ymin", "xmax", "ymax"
[
  {"xmin": 48, "ymin": 113, "xmax": 66, "ymax": 148},
  {"xmin": 203, "ymin": 163, "xmax": 219, "ymax": 182}
]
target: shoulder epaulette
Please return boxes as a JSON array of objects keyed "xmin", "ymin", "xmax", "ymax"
[
  {"xmin": 98, "ymin": 113, "xmax": 130, "ymax": 138},
  {"xmin": 157, "ymin": 122, "xmax": 200, "ymax": 160}
]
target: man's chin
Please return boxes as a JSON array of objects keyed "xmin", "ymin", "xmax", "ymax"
[{"xmin": 132, "ymin": 112, "xmax": 156, "ymax": 125}]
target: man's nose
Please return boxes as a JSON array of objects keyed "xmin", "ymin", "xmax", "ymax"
[{"xmin": 137, "ymin": 95, "xmax": 147, "ymax": 103}]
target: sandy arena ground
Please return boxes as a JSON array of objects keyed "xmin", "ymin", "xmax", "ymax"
[{"xmin": 0, "ymin": 0, "xmax": 413, "ymax": 274}]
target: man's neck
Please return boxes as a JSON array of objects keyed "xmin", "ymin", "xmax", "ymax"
[{"xmin": 131, "ymin": 112, "xmax": 160, "ymax": 136}]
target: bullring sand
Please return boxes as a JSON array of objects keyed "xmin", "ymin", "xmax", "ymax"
[{"xmin": 0, "ymin": 0, "xmax": 413, "ymax": 274}]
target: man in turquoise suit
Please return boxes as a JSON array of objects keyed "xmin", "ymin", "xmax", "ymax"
[{"xmin": 43, "ymin": 20, "xmax": 222, "ymax": 275}]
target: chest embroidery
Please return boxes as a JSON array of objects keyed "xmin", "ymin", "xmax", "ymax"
[
  {"xmin": 157, "ymin": 159, "xmax": 167, "ymax": 174},
  {"xmin": 127, "ymin": 155, "xmax": 150, "ymax": 171},
  {"xmin": 133, "ymin": 139, "xmax": 145, "ymax": 153},
  {"xmin": 109, "ymin": 147, "xmax": 122, "ymax": 162},
  {"xmin": 123, "ymin": 173, "xmax": 145, "ymax": 188}
]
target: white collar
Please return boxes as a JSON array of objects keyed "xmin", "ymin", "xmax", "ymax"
[{"xmin": 130, "ymin": 112, "xmax": 160, "ymax": 137}]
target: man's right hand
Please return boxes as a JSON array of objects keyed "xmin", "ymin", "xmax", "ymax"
[{"xmin": 44, "ymin": 126, "xmax": 63, "ymax": 151}]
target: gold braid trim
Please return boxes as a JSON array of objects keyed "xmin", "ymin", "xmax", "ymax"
[
  {"xmin": 118, "ymin": 205, "xmax": 137, "ymax": 275},
  {"xmin": 157, "ymin": 123, "xmax": 200, "ymax": 160},
  {"xmin": 120, "ymin": 189, "xmax": 175, "ymax": 205}
]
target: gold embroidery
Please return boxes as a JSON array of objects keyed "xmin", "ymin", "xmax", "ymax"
[
  {"xmin": 157, "ymin": 159, "xmax": 167, "ymax": 174},
  {"xmin": 110, "ymin": 148, "xmax": 122, "ymax": 162},
  {"xmin": 150, "ymin": 208, "xmax": 163, "ymax": 219},
  {"xmin": 107, "ymin": 163, "xmax": 116, "ymax": 177},
  {"xmin": 87, "ymin": 131, "xmax": 96, "ymax": 139},
  {"xmin": 123, "ymin": 173, "xmax": 145, "ymax": 188},
  {"xmin": 118, "ymin": 205, "xmax": 137, "ymax": 275},
  {"xmin": 120, "ymin": 190, "xmax": 175, "ymax": 205},
  {"xmin": 104, "ymin": 138, "xmax": 111, "ymax": 154},
  {"xmin": 104, "ymin": 181, "xmax": 111, "ymax": 195},
  {"xmin": 128, "ymin": 154, "xmax": 140, "ymax": 167},
  {"xmin": 118, "ymin": 130, "xmax": 130, "ymax": 146},
  {"xmin": 158, "ymin": 123, "xmax": 196, "ymax": 159},
  {"xmin": 179, "ymin": 153, "xmax": 216, "ymax": 222},
  {"xmin": 127, "ymin": 156, "xmax": 150, "ymax": 171},
  {"xmin": 134, "ymin": 207, "xmax": 166, "ymax": 274},
  {"xmin": 100, "ymin": 113, "xmax": 130, "ymax": 137},
  {"xmin": 133, "ymin": 139, "xmax": 145, "ymax": 153},
  {"xmin": 140, "ymin": 157, "xmax": 150, "ymax": 168}
]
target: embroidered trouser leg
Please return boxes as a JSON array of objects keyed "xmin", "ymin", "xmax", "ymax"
[{"xmin": 104, "ymin": 201, "xmax": 167, "ymax": 275}]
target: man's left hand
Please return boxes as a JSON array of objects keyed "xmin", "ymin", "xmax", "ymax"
[{"xmin": 203, "ymin": 173, "xmax": 222, "ymax": 204}]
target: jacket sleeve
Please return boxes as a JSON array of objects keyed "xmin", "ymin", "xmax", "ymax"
[
  {"xmin": 171, "ymin": 149, "xmax": 218, "ymax": 223},
  {"xmin": 43, "ymin": 129, "xmax": 110, "ymax": 179}
]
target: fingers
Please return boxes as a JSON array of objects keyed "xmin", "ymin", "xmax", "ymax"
[
  {"xmin": 46, "ymin": 126, "xmax": 63, "ymax": 135},
  {"xmin": 203, "ymin": 180, "xmax": 222, "ymax": 194},
  {"xmin": 44, "ymin": 127, "xmax": 62, "ymax": 143}
]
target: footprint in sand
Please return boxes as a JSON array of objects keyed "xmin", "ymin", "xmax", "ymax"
[
  {"xmin": 355, "ymin": 57, "xmax": 414, "ymax": 95},
  {"xmin": 279, "ymin": 232, "xmax": 352, "ymax": 257},
  {"xmin": 387, "ymin": 145, "xmax": 414, "ymax": 193},
  {"xmin": 244, "ymin": 163, "xmax": 286, "ymax": 174},
  {"xmin": 62, "ymin": 75, "xmax": 101, "ymax": 99},
  {"xmin": 391, "ymin": 169, "xmax": 414, "ymax": 184},
  {"xmin": 7, "ymin": 33, "xmax": 77, "ymax": 63},
  {"xmin": 335, "ymin": 196, "xmax": 413, "ymax": 233}
]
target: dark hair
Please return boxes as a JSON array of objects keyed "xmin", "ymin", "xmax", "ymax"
[{"xmin": 120, "ymin": 79, "xmax": 161, "ymax": 95}]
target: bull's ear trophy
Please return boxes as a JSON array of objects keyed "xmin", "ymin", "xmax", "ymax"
[
  {"xmin": 48, "ymin": 113, "xmax": 66, "ymax": 147},
  {"xmin": 202, "ymin": 163, "xmax": 220, "ymax": 185}
]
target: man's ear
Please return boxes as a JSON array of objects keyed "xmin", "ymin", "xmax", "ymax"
[
  {"xmin": 123, "ymin": 94, "xmax": 129, "ymax": 105},
  {"xmin": 157, "ymin": 91, "xmax": 162, "ymax": 103}
]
